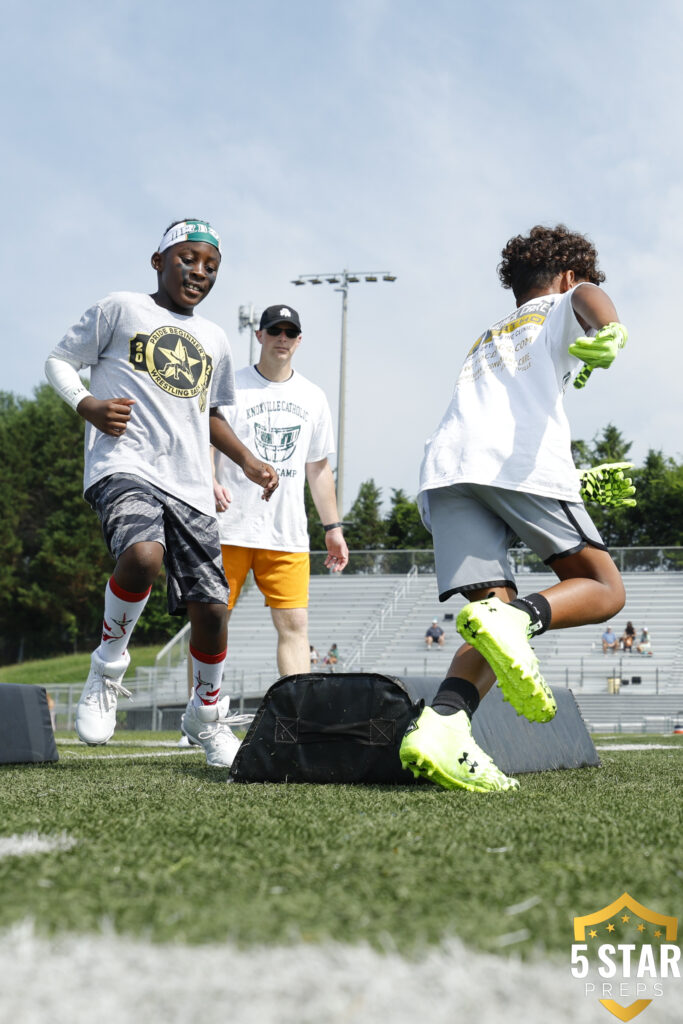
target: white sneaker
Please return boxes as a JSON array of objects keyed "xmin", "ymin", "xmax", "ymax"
[
  {"xmin": 181, "ymin": 695, "xmax": 241, "ymax": 768},
  {"xmin": 177, "ymin": 733, "xmax": 199, "ymax": 748},
  {"xmin": 75, "ymin": 650, "xmax": 132, "ymax": 745}
]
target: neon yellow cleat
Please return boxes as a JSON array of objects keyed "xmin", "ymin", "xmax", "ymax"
[
  {"xmin": 457, "ymin": 597, "xmax": 557, "ymax": 723},
  {"xmin": 399, "ymin": 707, "xmax": 519, "ymax": 792}
]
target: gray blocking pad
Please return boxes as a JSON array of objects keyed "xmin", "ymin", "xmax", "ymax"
[
  {"xmin": 404, "ymin": 677, "xmax": 599, "ymax": 774},
  {"xmin": 0, "ymin": 684, "xmax": 58, "ymax": 765}
]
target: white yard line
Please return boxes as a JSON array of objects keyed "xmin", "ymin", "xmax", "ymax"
[
  {"xmin": 55, "ymin": 739, "xmax": 191, "ymax": 748},
  {"xmin": 0, "ymin": 922, "xmax": 680, "ymax": 1024},
  {"xmin": 60, "ymin": 750, "xmax": 202, "ymax": 760},
  {"xmin": 0, "ymin": 833, "xmax": 77, "ymax": 860},
  {"xmin": 594, "ymin": 743, "xmax": 680, "ymax": 750}
]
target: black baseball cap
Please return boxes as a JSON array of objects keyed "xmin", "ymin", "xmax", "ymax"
[{"xmin": 259, "ymin": 305, "xmax": 302, "ymax": 332}]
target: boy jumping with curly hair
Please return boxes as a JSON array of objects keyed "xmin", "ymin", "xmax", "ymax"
[{"xmin": 400, "ymin": 224, "xmax": 629, "ymax": 792}]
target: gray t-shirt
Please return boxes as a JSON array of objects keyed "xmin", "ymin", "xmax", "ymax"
[{"xmin": 51, "ymin": 291, "xmax": 235, "ymax": 515}]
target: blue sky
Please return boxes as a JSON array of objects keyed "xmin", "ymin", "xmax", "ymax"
[{"xmin": 4, "ymin": 0, "xmax": 682, "ymax": 513}]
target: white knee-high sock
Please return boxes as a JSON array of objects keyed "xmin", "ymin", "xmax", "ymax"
[
  {"xmin": 96, "ymin": 577, "xmax": 151, "ymax": 663},
  {"xmin": 190, "ymin": 645, "xmax": 227, "ymax": 707}
]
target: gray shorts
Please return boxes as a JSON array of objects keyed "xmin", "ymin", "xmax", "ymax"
[
  {"xmin": 425, "ymin": 482, "xmax": 606, "ymax": 601},
  {"xmin": 85, "ymin": 474, "xmax": 229, "ymax": 616}
]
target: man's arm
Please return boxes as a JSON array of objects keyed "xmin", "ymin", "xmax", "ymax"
[
  {"xmin": 209, "ymin": 409, "xmax": 278, "ymax": 500},
  {"xmin": 305, "ymin": 458, "xmax": 349, "ymax": 572}
]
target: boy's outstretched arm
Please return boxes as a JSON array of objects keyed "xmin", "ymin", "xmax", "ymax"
[
  {"xmin": 45, "ymin": 353, "xmax": 135, "ymax": 436},
  {"xmin": 569, "ymin": 284, "xmax": 628, "ymax": 389},
  {"xmin": 570, "ymin": 282, "xmax": 619, "ymax": 331},
  {"xmin": 209, "ymin": 408, "xmax": 278, "ymax": 500}
]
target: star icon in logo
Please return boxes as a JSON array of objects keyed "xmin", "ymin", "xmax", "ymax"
[{"xmin": 158, "ymin": 338, "xmax": 201, "ymax": 385}]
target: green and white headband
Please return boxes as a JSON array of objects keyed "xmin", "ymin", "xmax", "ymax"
[{"xmin": 158, "ymin": 220, "xmax": 222, "ymax": 255}]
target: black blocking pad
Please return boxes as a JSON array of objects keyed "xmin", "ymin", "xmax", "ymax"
[
  {"xmin": 0, "ymin": 683, "xmax": 59, "ymax": 765},
  {"xmin": 230, "ymin": 673, "xmax": 598, "ymax": 784}
]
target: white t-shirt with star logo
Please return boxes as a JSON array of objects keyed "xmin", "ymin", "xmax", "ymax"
[{"xmin": 50, "ymin": 291, "xmax": 235, "ymax": 515}]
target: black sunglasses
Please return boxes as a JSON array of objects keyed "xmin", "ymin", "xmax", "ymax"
[{"xmin": 266, "ymin": 326, "xmax": 299, "ymax": 339}]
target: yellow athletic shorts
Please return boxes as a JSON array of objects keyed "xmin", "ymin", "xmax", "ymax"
[{"xmin": 221, "ymin": 546, "xmax": 310, "ymax": 610}]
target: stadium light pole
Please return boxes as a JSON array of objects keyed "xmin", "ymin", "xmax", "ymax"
[
  {"xmin": 290, "ymin": 270, "xmax": 397, "ymax": 517},
  {"xmin": 238, "ymin": 304, "xmax": 260, "ymax": 366}
]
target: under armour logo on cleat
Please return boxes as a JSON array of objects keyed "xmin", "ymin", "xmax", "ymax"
[{"xmin": 458, "ymin": 752, "xmax": 479, "ymax": 774}]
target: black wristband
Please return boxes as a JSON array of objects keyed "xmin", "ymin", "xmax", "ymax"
[{"xmin": 323, "ymin": 522, "xmax": 343, "ymax": 532}]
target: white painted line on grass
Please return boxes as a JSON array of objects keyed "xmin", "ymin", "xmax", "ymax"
[
  {"xmin": 594, "ymin": 743, "xmax": 679, "ymax": 750},
  {"xmin": 55, "ymin": 739, "xmax": 191, "ymax": 748},
  {"xmin": 0, "ymin": 833, "xmax": 77, "ymax": 860},
  {"xmin": 61, "ymin": 750, "xmax": 202, "ymax": 760},
  {"xmin": 1, "ymin": 921, "xmax": 680, "ymax": 1024}
]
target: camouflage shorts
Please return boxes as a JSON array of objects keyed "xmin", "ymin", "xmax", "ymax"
[{"xmin": 85, "ymin": 474, "xmax": 229, "ymax": 616}]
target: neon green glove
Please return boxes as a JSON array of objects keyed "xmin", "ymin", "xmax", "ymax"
[
  {"xmin": 570, "ymin": 322, "xmax": 628, "ymax": 389},
  {"xmin": 579, "ymin": 462, "xmax": 636, "ymax": 508}
]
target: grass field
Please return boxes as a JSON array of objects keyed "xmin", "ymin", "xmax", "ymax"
[
  {"xmin": 0, "ymin": 646, "xmax": 161, "ymax": 686},
  {"xmin": 1, "ymin": 729, "xmax": 682, "ymax": 1022}
]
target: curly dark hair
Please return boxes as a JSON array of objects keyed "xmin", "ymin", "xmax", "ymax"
[{"xmin": 497, "ymin": 224, "xmax": 605, "ymax": 300}]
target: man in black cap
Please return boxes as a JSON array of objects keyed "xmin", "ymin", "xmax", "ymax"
[{"xmin": 212, "ymin": 304, "xmax": 348, "ymax": 676}]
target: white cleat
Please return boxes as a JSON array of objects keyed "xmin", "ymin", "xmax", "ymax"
[
  {"xmin": 181, "ymin": 695, "xmax": 241, "ymax": 768},
  {"xmin": 177, "ymin": 733, "xmax": 199, "ymax": 748},
  {"xmin": 75, "ymin": 650, "xmax": 132, "ymax": 745}
]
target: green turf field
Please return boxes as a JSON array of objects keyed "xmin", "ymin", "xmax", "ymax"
[
  {"xmin": 0, "ymin": 647, "xmax": 161, "ymax": 686},
  {"xmin": 1, "ymin": 731, "xmax": 681, "ymax": 958}
]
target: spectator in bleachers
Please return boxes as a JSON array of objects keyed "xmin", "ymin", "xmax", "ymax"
[
  {"xmin": 637, "ymin": 627, "xmax": 653, "ymax": 656},
  {"xmin": 309, "ymin": 644, "xmax": 319, "ymax": 667},
  {"xmin": 620, "ymin": 620, "xmax": 636, "ymax": 653},
  {"xmin": 602, "ymin": 625, "xmax": 619, "ymax": 654},
  {"xmin": 425, "ymin": 619, "xmax": 446, "ymax": 648},
  {"xmin": 324, "ymin": 643, "xmax": 340, "ymax": 667}
]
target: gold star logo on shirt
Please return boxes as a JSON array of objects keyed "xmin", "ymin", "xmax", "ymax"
[{"xmin": 158, "ymin": 338, "xmax": 201, "ymax": 386}]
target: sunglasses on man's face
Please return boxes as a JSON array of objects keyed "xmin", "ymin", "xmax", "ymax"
[{"xmin": 266, "ymin": 326, "xmax": 299, "ymax": 339}]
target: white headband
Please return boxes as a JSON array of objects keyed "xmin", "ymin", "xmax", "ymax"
[{"xmin": 158, "ymin": 220, "xmax": 221, "ymax": 255}]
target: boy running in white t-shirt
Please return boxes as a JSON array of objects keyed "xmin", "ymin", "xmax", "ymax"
[
  {"xmin": 400, "ymin": 224, "xmax": 629, "ymax": 792},
  {"xmin": 45, "ymin": 219, "xmax": 277, "ymax": 767}
]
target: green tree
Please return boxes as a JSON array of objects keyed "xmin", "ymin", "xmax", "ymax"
[
  {"xmin": 0, "ymin": 385, "xmax": 177, "ymax": 664},
  {"xmin": 591, "ymin": 423, "xmax": 632, "ymax": 465},
  {"xmin": 304, "ymin": 479, "xmax": 327, "ymax": 552},
  {"xmin": 385, "ymin": 488, "xmax": 431, "ymax": 549},
  {"xmin": 628, "ymin": 450, "xmax": 683, "ymax": 549},
  {"xmin": 344, "ymin": 479, "xmax": 386, "ymax": 551}
]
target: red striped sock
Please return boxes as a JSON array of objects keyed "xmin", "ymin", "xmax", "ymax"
[
  {"xmin": 97, "ymin": 576, "xmax": 151, "ymax": 662},
  {"xmin": 190, "ymin": 645, "xmax": 227, "ymax": 706}
]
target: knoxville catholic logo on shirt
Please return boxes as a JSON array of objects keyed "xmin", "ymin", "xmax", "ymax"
[
  {"xmin": 570, "ymin": 892, "xmax": 680, "ymax": 1020},
  {"xmin": 129, "ymin": 327, "xmax": 213, "ymax": 411}
]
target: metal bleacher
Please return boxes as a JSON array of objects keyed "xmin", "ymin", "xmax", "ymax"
[{"xmin": 368, "ymin": 571, "xmax": 683, "ymax": 695}]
